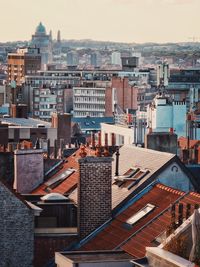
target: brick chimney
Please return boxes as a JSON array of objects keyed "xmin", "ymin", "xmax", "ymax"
[{"xmin": 78, "ymin": 156, "xmax": 113, "ymax": 240}]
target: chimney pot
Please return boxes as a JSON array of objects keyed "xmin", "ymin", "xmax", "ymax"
[{"xmin": 79, "ymin": 145, "xmax": 87, "ymax": 158}]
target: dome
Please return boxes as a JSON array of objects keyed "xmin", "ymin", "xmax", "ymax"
[
  {"xmin": 41, "ymin": 193, "xmax": 68, "ymax": 201},
  {"xmin": 35, "ymin": 22, "xmax": 46, "ymax": 35}
]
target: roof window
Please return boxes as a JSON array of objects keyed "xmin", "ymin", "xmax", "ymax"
[
  {"xmin": 114, "ymin": 168, "xmax": 149, "ymax": 189},
  {"xmin": 126, "ymin": 204, "xmax": 155, "ymax": 226},
  {"xmin": 45, "ymin": 168, "xmax": 75, "ymax": 189}
]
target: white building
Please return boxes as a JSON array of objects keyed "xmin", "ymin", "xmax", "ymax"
[
  {"xmin": 73, "ymin": 86, "xmax": 106, "ymax": 118},
  {"xmin": 147, "ymin": 95, "xmax": 186, "ymax": 137},
  {"xmin": 111, "ymin": 51, "xmax": 121, "ymax": 66}
]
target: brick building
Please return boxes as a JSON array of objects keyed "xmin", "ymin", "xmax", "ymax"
[
  {"xmin": 7, "ymin": 47, "xmax": 41, "ymax": 104},
  {"xmin": 105, "ymin": 77, "xmax": 138, "ymax": 117},
  {"xmin": 7, "ymin": 47, "xmax": 41, "ymax": 86}
]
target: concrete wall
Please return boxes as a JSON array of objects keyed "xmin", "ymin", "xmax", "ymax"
[
  {"xmin": 146, "ymin": 247, "xmax": 194, "ymax": 267},
  {"xmin": 145, "ymin": 132, "xmax": 177, "ymax": 154},
  {"xmin": 80, "ymin": 262, "xmax": 132, "ymax": 267},
  {"xmin": 55, "ymin": 253, "xmax": 132, "ymax": 267},
  {"xmin": 14, "ymin": 149, "xmax": 44, "ymax": 193},
  {"xmin": 0, "ymin": 181, "xmax": 34, "ymax": 267},
  {"xmin": 101, "ymin": 123, "xmax": 134, "ymax": 146},
  {"xmin": 149, "ymin": 101, "xmax": 186, "ymax": 138},
  {"xmin": 157, "ymin": 162, "xmax": 194, "ymax": 192},
  {"xmin": 156, "ymin": 105, "xmax": 173, "ymax": 131},
  {"xmin": 173, "ymin": 102, "xmax": 186, "ymax": 137}
]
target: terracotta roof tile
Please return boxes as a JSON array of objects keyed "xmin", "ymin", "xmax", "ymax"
[
  {"xmin": 32, "ymin": 147, "xmax": 95, "ymax": 195},
  {"xmin": 80, "ymin": 184, "xmax": 200, "ymax": 259},
  {"xmin": 80, "ymin": 183, "xmax": 183, "ymax": 255},
  {"xmin": 178, "ymin": 137, "xmax": 200, "ymax": 149}
]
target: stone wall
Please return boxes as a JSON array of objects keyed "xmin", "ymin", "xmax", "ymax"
[{"xmin": 0, "ymin": 181, "xmax": 34, "ymax": 267}]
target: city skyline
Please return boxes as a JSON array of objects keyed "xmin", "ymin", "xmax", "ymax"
[{"xmin": 0, "ymin": 0, "xmax": 200, "ymax": 43}]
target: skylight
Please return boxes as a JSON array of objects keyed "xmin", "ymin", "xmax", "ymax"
[
  {"xmin": 45, "ymin": 168, "xmax": 75, "ymax": 189},
  {"xmin": 114, "ymin": 168, "xmax": 150, "ymax": 189},
  {"xmin": 126, "ymin": 204, "xmax": 155, "ymax": 226}
]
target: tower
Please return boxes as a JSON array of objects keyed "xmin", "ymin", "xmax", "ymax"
[{"xmin": 57, "ymin": 30, "xmax": 61, "ymax": 43}]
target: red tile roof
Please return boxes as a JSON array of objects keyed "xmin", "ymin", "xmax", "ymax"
[
  {"xmin": 79, "ymin": 184, "xmax": 200, "ymax": 259},
  {"xmin": 178, "ymin": 137, "xmax": 200, "ymax": 149},
  {"xmin": 32, "ymin": 147, "xmax": 95, "ymax": 195}
]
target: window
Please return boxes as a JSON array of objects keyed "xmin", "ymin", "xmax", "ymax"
[
  {"xmin": 126, "ymin": 204, "xmax": 155, "ymax": 226},
  {"xmin": 45, "ymin": 168, "xmax": 75, "ymax": 189}
]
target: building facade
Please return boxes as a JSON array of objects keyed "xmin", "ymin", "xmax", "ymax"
[
  {"xmin": 147, "ymin": 95, "xmax": 187, "ymax": 137},
  {"xmin": 73, "ymin": 86, "xmax": 107, "ymax": 118}
]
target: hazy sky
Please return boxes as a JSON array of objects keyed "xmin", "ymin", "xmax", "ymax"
[{"xmin": 0, "ymin": 0, "xmax": 199, "ymax": 43}]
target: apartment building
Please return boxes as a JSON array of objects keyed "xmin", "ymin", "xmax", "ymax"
[
  {"xmin": 7, "ymin": 47, "xmax": 41, "ymax": 86},
  {"xmin": 73, "ymin": 86, "xmax": 106, "ymax": 118},
  {"xmin": 32, "ymin": 85, "xmax": 71, "ymax": 121}
]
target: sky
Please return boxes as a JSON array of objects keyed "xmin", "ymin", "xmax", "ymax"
[{"xmin": 0, "ymin": 0, "xmax": 200, "ymax": 43}]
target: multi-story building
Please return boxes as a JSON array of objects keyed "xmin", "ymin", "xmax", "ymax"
[
  {"xmin": 7, "ymin": 47, "xmax": 41, "ymax": 105},
  {"xmin": 73, "ymin": 81, "xmax": 110, "ymax": 118},
  {"xmin": 111, "ymin": 51, "xmax": 121, "ymax": 66},
  {"xmin": 167, "ymin": 68, "xmax": 200, "ymax": 112},
  {"xmin": 24, "ymin": 70, "xmax": 145, "ymax": 120},
  {"xmin": 7, "ymin": 47, "xmax": 41, "ymax": 86},
  {"xmin": 67, "ymin": 51, "xmax": 79, "ymax": 67},
  {"xmin": 147, "ymin": 94, "xmax": 187, "ymax": 138},
  {"xmin": 90, "ymin": 52, "xmax": 101, "ymax": 68},
  {"xmin": 32, "ymin": 85, "xmax": 71, "ymax": 121}
]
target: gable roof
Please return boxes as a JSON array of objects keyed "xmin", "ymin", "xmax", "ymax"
[
  {"xmin": 111, "ymin": 145, "xmax": 177, "ymax": 209},
  {"xmin": 77, "ymin": 183, "xmax": 200, "ymax": 259},
  {"xmin": 69, "ymin": 145, "xmax": 197, "ymax": 209}
]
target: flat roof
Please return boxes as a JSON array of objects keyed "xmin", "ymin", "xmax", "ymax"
[
  {"xmin": 57, "ymin": 250, "xmax": 133, "ymax": 263},
  {"xmin": 0, "ymin": 118, "xmax": 51, "ymax": 127}
]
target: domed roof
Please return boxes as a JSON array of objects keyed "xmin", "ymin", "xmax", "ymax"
[{"xmin": 35, "ymin": 22, "xmax": 46, "ymax": 34}]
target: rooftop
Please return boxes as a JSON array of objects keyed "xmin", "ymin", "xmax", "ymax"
[
  {"xmin": 56, "ymin": 250, "xmax": 133, "ymax": 263},
  {"xmin": 69, "ymin": 145, "xmax": 196, "ymax": 209},
  {"xmin": 0, "ymin": 117, "xmax": 51, "ymax": 128},
  {"xmin": 78, "ymin": 184, "xmax": 200, "ymax": 259},
  {"xmin": 32, "ymin": 147, "xmax": 95, "ymax": 196}
]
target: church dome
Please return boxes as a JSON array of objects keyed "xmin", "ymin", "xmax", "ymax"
[{"xmin": 35, "ymin": 22, "xmax": 46, "ymax": 35}]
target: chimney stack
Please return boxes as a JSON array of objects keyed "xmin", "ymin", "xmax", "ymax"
[
  {"xmin": 91, "ymin": 132, "xmax": 95, "ymax": 148},
  {"xmin": 98, "ymin": 131, "xmax": 102, "ymax": 147},
  {"xmin": 111, "ymin": 133, "xmax": 115, "ymax": 147},
  {"xmin": 14, "ymin": 149, "xmax": 44, "ymax": 193},
  {"xmin": 78, "ymin": 156, "xmax": 113, "ymax": 240},
  {"xmin": 104, "ymin": 133, "xmax": 108, "ymax": 147}
]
